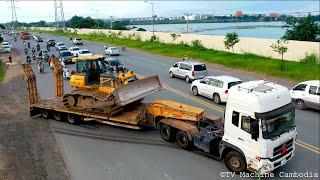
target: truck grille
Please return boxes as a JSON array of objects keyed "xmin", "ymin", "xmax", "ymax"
[{"xmin": 271, "ymin": 139, "xmax": 293, "ymax": 162}]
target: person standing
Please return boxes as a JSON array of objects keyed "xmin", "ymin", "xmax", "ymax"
[{"xmin": 8, "ymin": 55, "xmax": 12, "ymax": 64}]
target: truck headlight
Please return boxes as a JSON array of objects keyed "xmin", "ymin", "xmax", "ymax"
[{"xmin": 257, "ymin": 161, "xmax": 272, "ymax": 174}]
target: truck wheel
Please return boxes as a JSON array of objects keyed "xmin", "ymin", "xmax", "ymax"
[
  {"xmin": 169, "ymin": 71, "xmax": 174, "ymax": 78},
  {"xmin": 296, "ymin": 99, "xmax": 306, "ymax": 110},
  {"xmin": 176, "ymin": 131, "xmax": 191, "ymax": 149},
  {"xmin": 41, "ymin": 109, "xmax": 51, "ymax": 119},
  {"xmin": 224, "ymin": 151, "xmax": 246, "ymax": 174},
  {"xmin": 213, "ymin": 93, "xmax": 221, "ymax": 104},
  {"xmin": 67, "ymin": 114, "xmax": 80, "ymax": 125},
  {"xmin": 192, "ymin": 86, "xmax": 198, "ymax": 96},
  {"xmin": 160, "ymin": 124, "xmax": 173, "ymax": 142},
  {"xmin": 52, "ymin": 112, "xmax": 63, "ymax": 121}
]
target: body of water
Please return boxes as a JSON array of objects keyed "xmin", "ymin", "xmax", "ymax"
[{"xmin": 133, "ymin": 21, "xmax": 286, "ymax": 39}]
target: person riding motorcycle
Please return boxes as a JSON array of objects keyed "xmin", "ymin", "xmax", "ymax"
[
  {"xmin": 36, "ymin": 44, "xmax": 40, "ymax": 51},
  {"xmin": 24, "ymin": 48, "xmax": 28, "ymax": 55},
  {"xmin": 32, "ymin": 47, "xmax": 36, "ymax": 55},
  {"xmin": 26, "ymin": 55, "xmax": 31, "ymax": 63},
  {"xmin": 27, "ymin": 42, "xmax": 31, "ymax": 48}
]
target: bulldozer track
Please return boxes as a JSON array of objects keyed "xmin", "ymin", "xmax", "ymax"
[{"xmin": 52, "ymin": 126, "xmax": 178, "ymax": 148}]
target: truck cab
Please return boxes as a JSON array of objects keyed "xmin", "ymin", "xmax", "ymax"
[
  {"xmin": 222, "ymin": 80, "xmax": 297, "ymax": 173},
  {"xmin": 159, "ymin": 80, "xmax": 297, "ymax": 174}
]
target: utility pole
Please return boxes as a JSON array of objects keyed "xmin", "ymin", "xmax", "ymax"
[
  {"xmin": 10, "ymin": 0, "xmax": 18, "ymax": 29},
  {"xmin": 54, "ymin": 0, "xmax": 65, "ymax": 28},
  {"xmin": 110, "ymin": 16, "xmax": 114, "ymax": 29},
  {"xmin": 184, "ymin": 13, "xmax": 190, "ymax": 34},
  {"xmin": 91, "ymin": 9, "xmax": 99, "ymax": 29},
  {"xmin": 144, "ymin": 1, "xmax": 155, "ymax": 46}
]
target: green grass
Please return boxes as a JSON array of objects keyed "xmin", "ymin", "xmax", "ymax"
[
  {"xmin": 0, "ymin": 59, "xmax": 4, "ymax": 81},
  {"xmin": 34, "ymin": 29, "xmax": 320, "ymax": 82}
]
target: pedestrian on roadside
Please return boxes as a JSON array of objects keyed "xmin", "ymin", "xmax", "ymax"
[
  {"xmin": 48, "ymin": 56, "xmax": 51, "ymax": 66},
  {"xmin": 8, "ymin": 55, "xmax": 12, "ymax": 64}
]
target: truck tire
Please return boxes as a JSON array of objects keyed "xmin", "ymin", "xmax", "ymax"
[
  {"xmin": 52, "ymin": 111, "xmax": 63, "ymax": 121},
  {"xmin": 41, "ymin": 109, "xmax": 51, "ymax": 119},
  {"xmin": 160, "ymin": 124, "xmax": 173, "ymax": 142},
  {"xmin": 67, "ymin": 114, "xmax": 80, "ymax": 125},
  {"xmin": 224, "ymin": 151, "xmax": 246, "ymax": 174},
  {"xmin": 176, "ymin": 130, "xmax": 191, "ymax": 149}
]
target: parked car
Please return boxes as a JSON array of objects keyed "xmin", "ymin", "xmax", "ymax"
[
  {"xmin": 59, "ymin": 50, "xmax": 74, "ymax": 64},
  {"xmin": 47, "ymin": 39, "xmax": 56, "ymax": 46},
  {"xmin": 55, "ymin": 42, "xmax": 65, "ymax": 50},
  {"xmin": 105, "ymin": 47, "xmax": 120, "ymax": 56},
  {"xmin": 69, "ymin": 46, "xmax": 80, "ymax": 57},
  {"xmin": 72, "ymin": 38, "xmax": 83, "ymax": 45},
  {"xmin": 57, "ymin": 46, "xmax": 68, "ymax": 52},
  {"xmin": 290, "ymin": 80, "xmax": 320, "ymax": 110},
  {"xmin": 104, "ymin": 57, "xmax": 125, "ymax": 71},
  {"xmin": 78, "ymin": 49, "xmax": 93, "ymax": 57},
  {"xmin": 169, "ymin": 61, "xmax": 207, "ymax": 83},
  {"xmin": 191, "ymin": 75, "xmax": 242, "ymax": 104}
]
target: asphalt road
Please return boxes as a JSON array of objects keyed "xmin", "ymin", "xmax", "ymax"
[{"xmin": 9, "ymin": 33, "xmax": 320, "ymax": 179}]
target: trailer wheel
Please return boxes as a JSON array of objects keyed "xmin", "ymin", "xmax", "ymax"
[
  {"xmin": 67, "ymin": 114, "xmax": 80, "ymax": 125},
  {"xmin": 160, "ymin": 124, "xmax": 173, "ymax": 142},
  {"xmin": 176, "ymin": 130, "xmax": 191, "ymax": 149},
  {"xmin": 41, "ymin": 109, "xmax": 51, "ymax": 119},
  {"xmin": 224, "ymin": 151, "xmax": 246, "ymax": 174},
  {"xmin": 52, "ymin": 112, "xmax": 63, "ymax": 121}
]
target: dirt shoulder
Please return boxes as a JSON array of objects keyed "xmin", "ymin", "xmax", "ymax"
[{"xmin": 0, "ymin": 51, "xmax": 70, "ymax": 179}]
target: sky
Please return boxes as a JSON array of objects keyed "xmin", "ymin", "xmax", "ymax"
[{"xmin": 0, "ymin": 0, "xmax": 319, "ymax": 23}]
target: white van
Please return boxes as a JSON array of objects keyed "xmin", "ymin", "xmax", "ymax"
[{"xmin": 169, "ymin": 61, "xmax": 207, "ymax": 83}]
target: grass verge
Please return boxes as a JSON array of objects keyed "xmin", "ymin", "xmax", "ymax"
[
  {"xmin": 0, "ymin": 59, "xmax": 4, "ymax": 81},
  {"xmin": 35, "ymin": 29, "xmax": 319, "ymax": 82}
]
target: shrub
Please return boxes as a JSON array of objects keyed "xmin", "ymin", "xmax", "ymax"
[{"xmin": 191, "ymin": 39, "xmax": 203, "ymax": 49}]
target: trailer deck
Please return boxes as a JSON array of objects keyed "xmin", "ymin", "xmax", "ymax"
[{"xmin": 30, "ymin": 96, "xmax": 147, "ymax": 129}]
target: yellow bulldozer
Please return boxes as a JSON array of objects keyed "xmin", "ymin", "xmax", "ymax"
[{"xmin": 62, "ymin": 56, "xmax": 161, "ymax": 114}]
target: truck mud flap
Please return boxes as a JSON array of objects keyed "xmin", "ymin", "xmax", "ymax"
[
  {"xmin": 30, "ymin": 107, "xmax": 41, "ymax": 117},
  {"xmin": 113, "ymin": 75, "xmax": 162, "ymax": 106}
]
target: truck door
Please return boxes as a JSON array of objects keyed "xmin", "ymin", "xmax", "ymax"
[{"xmin": 236, "ymin": 113, "xmax": 260, "ymax": 162}]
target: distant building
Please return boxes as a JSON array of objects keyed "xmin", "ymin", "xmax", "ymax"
[
  {"xmin": 269, "ymin": 13, "xmax": 279, "ymax": 18},
  {"xmin": 235, "ymin": 11, "xmax": 244, "ymax": 17}
]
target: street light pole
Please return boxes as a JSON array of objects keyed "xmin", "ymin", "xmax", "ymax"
[
  {"xmin": 91, "ymin": 9, "xmax": 99, "ymax": 29},
  {"xmin": 144, "ymin": 1, "xmax": 155, "ymax": 46},
  {"xmin": 110, "ymin": 16, "xmax": 114, "ymax": 29},
  {"xmin": 184, "ymin": 13, "xmax": 190, "ymax": 34}
]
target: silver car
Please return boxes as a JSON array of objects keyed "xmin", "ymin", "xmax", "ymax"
[
  {"xmin": 290, "ymin": 80, "xmax": 320, "ymax": 110},
  {"xmin": 169, "ymin": 61, "xmax": 207, "ymax": 83}
]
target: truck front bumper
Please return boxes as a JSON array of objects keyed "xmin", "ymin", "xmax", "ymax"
[{"xmin": 253, "ymin": 150, "xmax": 294, "ymax": 174}]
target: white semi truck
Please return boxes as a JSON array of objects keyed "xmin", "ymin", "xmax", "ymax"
[{"xmin": 160, "ymin": 80, "xmax": 297, "ymax": 174}]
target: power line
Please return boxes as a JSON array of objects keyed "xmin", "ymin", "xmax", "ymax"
[
  {"xmin": 54, "ymin": 0, "xmax": 65, "ymax": 28},
  {"xmin": 9, "ymin": 0, "xmax": 18, "ymax": 28}
]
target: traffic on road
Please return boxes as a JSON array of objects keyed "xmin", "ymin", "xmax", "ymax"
[{"xmin": 1, "ymin": 30, "xmax": 319, "ymax": 179}]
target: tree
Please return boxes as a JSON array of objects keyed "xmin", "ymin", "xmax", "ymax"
[
  {"xmin": 170, "ymin": 33, "xmax": 180, "ymax": 42},
  {"xmin": 271, "ymin": 39, "xmax": 288, "ymax": 71},
  {"xmin": 137, "ymin": 28, "xmax": 146, "ymax": 31},
  {"xmin": 282, "ymin": 15, "xmax": 320, "ymax": 42},
  {"xmin": 224, "ymin": 32, "xmax": 240, "ymax": 60},
  {"xmin": 0, "ymin": 24, "xmax": 6, "ymax": 29}
]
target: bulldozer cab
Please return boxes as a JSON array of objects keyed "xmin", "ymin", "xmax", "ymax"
[{"xmin": 75, "ymin": 59, "xmax": 106, "ymax": 85}]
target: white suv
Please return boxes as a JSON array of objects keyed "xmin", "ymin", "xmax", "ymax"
[
  {"xmin": 191, "ymin": 75, "xmax": 242, "ymax": 104},
  {"xmin": 290, "ymin": 80, "xmax": 320, "ymax": 110},
  {"xmin": 169, "ymin": 61, "xmax": 207, "ymax": 83},
  {"xmin": 72, "ymin": 38, "xmax": 83, "ymax": 45}
]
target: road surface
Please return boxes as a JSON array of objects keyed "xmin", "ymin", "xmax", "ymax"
[{"xmin": 12, "ymin": 33, "xmax": 320, "ymax": 179}]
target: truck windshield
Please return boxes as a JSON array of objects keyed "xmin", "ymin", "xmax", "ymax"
[{"xmin": 261, "ymin": 110, "xmax": 295, "ymax": 139}]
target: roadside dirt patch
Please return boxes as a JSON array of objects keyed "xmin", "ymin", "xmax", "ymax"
[{"xmin": 0, "ymin": 50, "xmax": 70, "ymax": 179}]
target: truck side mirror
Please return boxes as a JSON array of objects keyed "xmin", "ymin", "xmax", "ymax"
[{"xmin": 250, "ymin": 119, "xmax": 259, "ymax": 141}]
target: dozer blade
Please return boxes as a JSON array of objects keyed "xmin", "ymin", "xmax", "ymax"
[{"xmin": 113, "ymin": 75, "xmax": 162, "ymax": 106}]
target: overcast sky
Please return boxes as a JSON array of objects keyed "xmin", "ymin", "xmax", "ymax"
[{"xmin": 0, "ymin": 1, "xmax": 319, "ymax": 23}]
